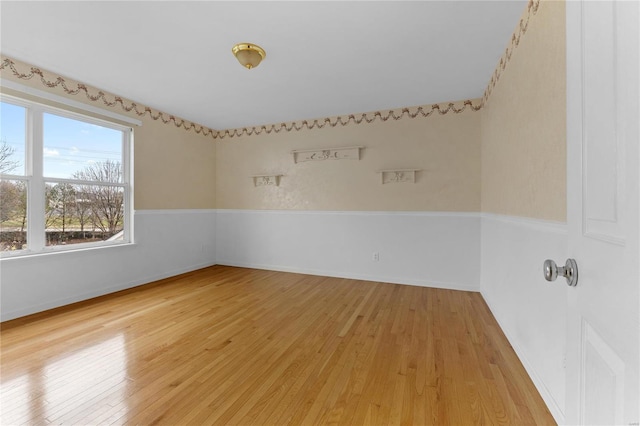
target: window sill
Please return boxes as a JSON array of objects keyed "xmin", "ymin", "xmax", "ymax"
[{"xmin": 0, "ymin": 241, "xmax": 137, "ymax": 261}]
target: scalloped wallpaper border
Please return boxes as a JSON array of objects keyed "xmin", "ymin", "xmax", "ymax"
[
  {"xmin": 481, "ymin": 0, "xmax": 540, "ymax": 106},
  {"xmin": 0, "ymin": 57, "xmax": 217, "ymax": 138},
  {"xmin": 0, "ymin": 0, "xmax": 540, "ymax": 140},
  {"xmin": 216, "ymin": 100, "xmax": 482, "ymax": 140}
]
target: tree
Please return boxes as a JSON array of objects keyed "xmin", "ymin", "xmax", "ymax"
[
  {"xmin": 73, "ymin": 191, "xmax": 93, "ymax": 239},
  {"xmin": 0, "ymin": 181, "xmax": 20, "ymax": 223},
  {"xmin": 0, "ymin": 180, "xmax": 26, "ymax": 249},
  {"xmin": 0, "ymin": 140, "xmax": 23, "ymax": 230},
  {"xmin": 15, "ymin": 181, "xmax": 27, "ymax": 234},
  {"xmin": 73, "ymin": 160, "xmax": 123, "ymax": 236},
  {"xmin": 0, "ymin": 139, "xmax": 20, "ymax": 174},
  {"xmin": 46, "ymin": 183, "xmax": 76, "ymax": 234}
]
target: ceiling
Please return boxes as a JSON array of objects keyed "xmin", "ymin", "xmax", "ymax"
[{"xmin": 1, "ymin": 1, "xmax": 527, "ymax": 131}]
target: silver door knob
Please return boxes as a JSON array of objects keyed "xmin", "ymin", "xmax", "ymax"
[{"xmin": 544, "ymin": 259, "xmax": 578, "ymax": 287}]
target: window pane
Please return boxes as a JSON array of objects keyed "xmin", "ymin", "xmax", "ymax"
[
  {"xmin": 43, "ymin": 113, "xmax": 122, "ymax": 181},
  {"xmin": 0, "ymin": 179, "xmax": 27, "ymax": 251},
  {"xmin": 0, "ymin": 102, "xmax": 26, "ymax": 175},
  {"xmin": 45, "ymin": 183, "xmax": 124, "ymax": 246}
]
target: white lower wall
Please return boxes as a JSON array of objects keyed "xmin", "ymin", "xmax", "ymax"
[
  {"xmin": 216, "ymin": 209, "xmax": 481, "ymax": 291},
  {"xmin": 480, "ymin": 213, "xmax": 568, "ymax": 423},
  {"xmin": 0, "ymin": 209, "xmax": 216, "ymax": 322}
]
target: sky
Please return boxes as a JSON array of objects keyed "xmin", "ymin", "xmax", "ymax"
[{"xmin": 1, "ymin": 101, "xmax": 122, "ymax": 180}]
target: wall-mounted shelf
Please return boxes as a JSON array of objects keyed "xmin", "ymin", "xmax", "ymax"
[
  {"xmin": 251, "ymin": 175, "xmax": 282, "ymax": 187},
  {"xmin": 377, "ymin": 169, "xmax": 420, "ymax": 184},
  {"xmin": 291, "ymin": 146, "xmax": 363, "ymax": 163}
]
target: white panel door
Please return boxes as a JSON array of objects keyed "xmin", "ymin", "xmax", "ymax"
[{"xmin": 565, "ymin": 1, "xmax": 639, "ymax": 424}]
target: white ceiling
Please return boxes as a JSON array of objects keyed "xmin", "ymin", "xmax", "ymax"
[{"xmin": 1, "ymin": 1, "xmax": 527, "ymax": 131}]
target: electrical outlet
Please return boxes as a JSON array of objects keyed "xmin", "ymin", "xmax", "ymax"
[{"xmin": 373, "ymin": 252, "xmax": 379, "ymax": 262}]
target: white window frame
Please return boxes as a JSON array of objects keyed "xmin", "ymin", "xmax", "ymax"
[{"xmin": 0, "ymin": 93, "xmax": 134, "ymax": 258}]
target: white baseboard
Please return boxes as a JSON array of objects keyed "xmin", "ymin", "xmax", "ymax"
[{"xmin": 216, "ymin": 259, "xmax": 478, "ymax": 292}]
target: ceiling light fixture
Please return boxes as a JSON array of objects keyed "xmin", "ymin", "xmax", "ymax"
[{"xmin": 232, "ymin": 43, "xmax": 266, "ymax": 70}]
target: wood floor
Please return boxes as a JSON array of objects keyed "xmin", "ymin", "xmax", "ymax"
[{"xmin": 1, "ymin": 266, "xmax": 555, "ymax": 425}]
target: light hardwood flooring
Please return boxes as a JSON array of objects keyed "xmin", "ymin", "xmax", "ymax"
[{"xmin": 1, "ymin": 266, "xmax": 555, "ymax": 425}]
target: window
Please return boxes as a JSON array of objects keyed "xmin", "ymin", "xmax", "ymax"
[{"xmin": 0, "ymin": 95, "xmax": 132, "ymax": 256}]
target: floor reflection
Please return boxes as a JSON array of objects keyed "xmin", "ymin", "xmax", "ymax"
[
  {"xmin": 1, "ymin": 333, "xmax": 129, "ymax": 425},
  {"xmin": 1, "ymin": 374, "xmax": 32, "ymax": 424}
]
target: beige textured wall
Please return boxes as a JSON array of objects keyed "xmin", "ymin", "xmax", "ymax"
[
  {"xmin": 0, "ymin": 57, "xmax": 216, "ymax": 210},
  {"xmin": 134, "ymin": 118, "xmax": 215, "ymax": 209},
  {"xmin": 3, "ymin": 0, "xmax": 565, "ymax": 216},
  {"xmin": 216, "ymin": 103, "xmax": 481, "ymax": 211},
  {"xmin": 480, "ymin": 0, "xmax": 567, "ymax": 221}
]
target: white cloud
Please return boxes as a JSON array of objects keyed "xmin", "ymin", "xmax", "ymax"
[
  {"xmin": 70, "ymin": 146, "xmax": 80, "ymax": 154},
  {"xmin": 43, "ymin": 148, "xmax": 60, "ymax": 157}
]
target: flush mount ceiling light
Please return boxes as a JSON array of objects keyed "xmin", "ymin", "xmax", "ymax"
[{"xmin": 232, "ymin": 43, "xmax": 266, "ymax": 70}]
